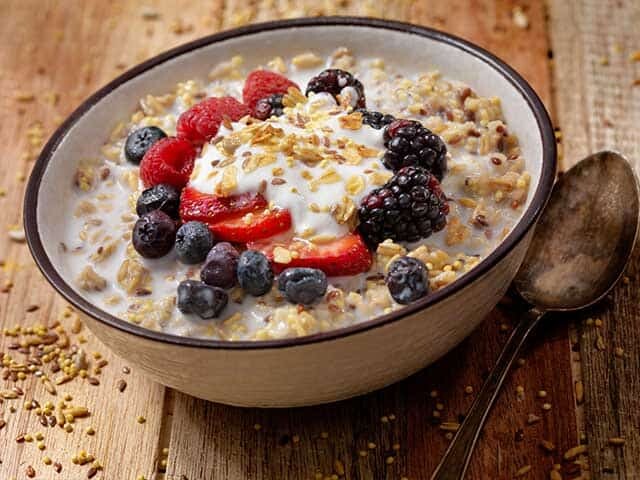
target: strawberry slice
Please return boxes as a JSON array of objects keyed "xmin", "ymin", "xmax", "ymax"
[
  {"xmin": 249, "ymin": 233, "xmax": 373, "ymax": 277},
  {"xmin": 179, "ymin": 187, "xmax": 267, "ymax": 224},
  {"xmin": 210, "ymin": 208, "xmax": 292, "ymax": 243}
]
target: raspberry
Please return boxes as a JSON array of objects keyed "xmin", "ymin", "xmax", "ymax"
[
  {"xmin": 242, "ymin": 70, "xmax": 299, "ymax": 114},
  {"xmin": 356, "ymin": 109, "xmax": 395, "ymax": 130},
  {"xmin": 357, "ymin": 166, "xmax": 449, "ymax": 247},
  {"xmin": 253, "ymin": 93, "xmax": 285, "ymax": 120},
  {"xmin": 176, "ymin": 97, "xmax": 249, "ymax": 146},
  {"xmin": 139, "ymin": 137, "xmax": 196, "ymax": 189},
  {"xmin": 305, "ymin": 69, "xmax": 366, "ymax": 108},
  {"xmin": 382, "ymin": 119, "xmax": 447, "ymax": 181}
]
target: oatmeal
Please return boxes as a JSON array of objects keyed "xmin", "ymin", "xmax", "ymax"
[{"xmin": 62, "ymin": 48, "xmax": 530, "ymax": 340}]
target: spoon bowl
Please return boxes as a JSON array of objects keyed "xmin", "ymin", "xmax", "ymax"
[{"xmin": 515, "ymin": 151, "xmax": 640, "ymax": 311}]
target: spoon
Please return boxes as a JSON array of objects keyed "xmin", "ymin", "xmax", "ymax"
[{"xmin": 431, "ymin": 151, "xmax": 639, "ymax": 480}]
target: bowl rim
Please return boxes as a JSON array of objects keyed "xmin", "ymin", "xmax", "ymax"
[{"xmin": 24, "ymin": 16, "xmax": 556, "ymax": 350}]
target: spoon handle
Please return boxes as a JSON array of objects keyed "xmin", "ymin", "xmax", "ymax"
[{"xmin": 430, "ymin": 307, "xmax": 545, "ymax": 480}]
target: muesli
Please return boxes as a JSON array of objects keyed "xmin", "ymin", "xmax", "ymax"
[{"xmin": 64, "ymin": 48, "xmax": 530, "ymax": 340}]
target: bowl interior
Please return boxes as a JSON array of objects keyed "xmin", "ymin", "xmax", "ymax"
[{"xmin": 28, "ymin": 20, "xmax": 551, "ymax": 345}]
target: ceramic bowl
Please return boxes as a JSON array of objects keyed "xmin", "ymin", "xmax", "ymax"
[{"xmin": 24, "ymin": 17, "xmax": 556, "ymax": 407}]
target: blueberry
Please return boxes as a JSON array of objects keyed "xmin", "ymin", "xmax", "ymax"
[
  {"xmin": 385, "ymin": 256, "xmax": 429, "ymax": 304},
  {"xmin": 237, "ymin": 250, "xmax": 274, "ymax": 296},
  {"xmin": 132, "ymin": 210, "xmax": 176, "ymax": 259},
  {"xmin": 200, "ymin": 242, "xmax": 239, "ymax": 289},
  {"xmin": 175, "ymin": 221, "xmax": 215, "ymax": 264},
  {"xmin": 177, "ymin": 280, "xmax": 228, "ymax": 319},
  {"xmin": 277, "ymin": 268, "xmax": 327, "ymax": 305},
  {"xmin": 136, "ymin": 184, "xmax": 181, "ymax": 219},
  {"xmin": 124, "ymin": 126, "xmax": 167, "ymax": 164}
]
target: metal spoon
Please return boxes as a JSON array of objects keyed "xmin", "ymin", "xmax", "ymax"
[{"xmin": 431, "ymin": 151, "xmax": 639, "ymax": 480}]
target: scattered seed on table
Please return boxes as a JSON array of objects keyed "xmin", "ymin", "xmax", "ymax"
[
  {"xmin": 117, "ymin": 379, "xmax": 127, "ymax": 392},
  {"xmin": 563, "ymin": 445, "xmax": 588, "ymax": 460},
  {"xmin": 26, "ymin": 465, "xmax": 36, "ymax": 478},
  {"xmin": 87, "ymin": 466, "xmax": 98, "ymax": 478},
  {"xmin": 542, "ymin": 403, "xmax": 552, "ymax": 411},
  {"xmin": 608, "ymin": 437, "xmax": 625, "ymax": 446},
  {"xmin": 540, "ymin": 440, "xmax": 556, "ymax": 452},
  {"xmin": 122, "ymin": 366, "xmax": 131, "ymax": 374},
  {"xmin": 53, "ymin": 462, "xmax": 62, "ymax": 473},
  {"xmin": 514, "ymin": 464, "xmax": 532, "ymax": 477},
  {"xmin": 137, "ymin": 416, "xmax": 146, "ymax": 424}
]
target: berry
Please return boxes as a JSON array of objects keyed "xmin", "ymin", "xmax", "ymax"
[
  {"xmin": 174, "ymin": 221, "xmax": 215, "ymax": 264},
  {"xmin": 253, "ymin": 93, "xmax": 285, "ymax": 120},
  {"xmin": 385, "ymin": 256, "xmax": 429, "ymax": 304},
  {"xmin": 177, "ymin": 280, "xmax": 228, "ymax": 319},
  {"xmin": 305, "ymin": 69, "xmax": 366, "ymax": 108},
  {"xmin": 179, "ymin": 187, "xmax": 267, "ymax": 224},
  {"xmin": 209, "ymin": 207, "xmax": 291, "ymax": 243},
  {"xmin": 132, "ymin": 210, "xmax": 177, "ymax": 259},
  {"xmin": 242, "ymin": 70, "xmax": 299, "ymax": 114},
  {"xmin": 249, "ymin": 233, "xmax": 372, "ymax": 277},
  {"xmin": 357, "ymin": 166, "xmax": 449, "ymax": 247},
  {"xmin": 200, "ymin": 242, "xmax": 239, "ymax": 289},
  {"xmin": 382, "ymin": 119, "xmax": 447, "ymax": 180},
  {"xmin": 136, "ymin": 184, "xmax": 181, "ymax": 219},
  {"xmin": 278, "ymin": 268, "xmax": 328, "ymax": 305},
  {"xmin": 356, "ymin": 109, "xmax": 395, "ymax": 130},
  {"xmin": 124, "ymin": 126, "xmax": 167, "ymax": 164},
  {"xmin": 177, "ymin": 97, "xmax": 249, "ymax": 146},
  {"xmin": 139, "ymin": 137, "xmax": 196, "ymax": 189},
  {"xmin": 237, "ymin": 250, "xmax": 274, "ymax": 296}
]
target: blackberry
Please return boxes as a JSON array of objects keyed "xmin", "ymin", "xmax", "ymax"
[
  {"xmin": 382, "ymin": 119, "xmax": 447, "ymax": 181},
  {"xmin": 357, "ymin": 166, "xmax": 449, "ymax": 247},
  {"xmin": 385, "ymin": 256, "xmax": 429, "ymax": 304},
  {"xmin": 356, "ymin": 109, "xmax": 395, "ymax": 130},
  {"xmin": 305, "ymin": 69, "xmax": 366, "ymax": 108},
  {"xmin": 254, "ymin": 93, "xmax": 285, "ymax": 120}
]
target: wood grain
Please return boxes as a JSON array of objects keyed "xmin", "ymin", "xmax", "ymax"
[
  {"xmin": 2, "ymin": 0, "xmax": 626, "ymax": 479},
  {"xmin": 549, "ymin": 0, "xmax": 640, "ymax": 477}
]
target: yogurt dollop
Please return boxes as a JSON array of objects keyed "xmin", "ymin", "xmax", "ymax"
[{"xmin": 188, "ymin": 93, "xmax": 387, "ymax": 239}]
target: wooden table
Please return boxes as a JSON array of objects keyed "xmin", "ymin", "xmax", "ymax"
[{"xmin": 0, "ymin": 1, "xmax": 638, "ymax": 479}]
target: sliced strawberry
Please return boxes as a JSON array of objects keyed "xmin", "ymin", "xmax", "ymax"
[
  {"xmin": 179, "ymin": 187, "xmax": 267, "ymax": 224},
  {"xmin": 249, "ymin": 233, "xmax": 373, "ymax": 277},
  {"xmin": 140, "ymin": 137, "xmax": 196, "ymax": 189},
  {"xmin": 176, "ymin": 96, "xmax": 249, "ymax": 146},
  {"xmin": 242, "ymin": 70, "xmax": 299, "ymax": 114},
  {"xmin": 210, "ymin": 208, "xmax": 292, "ymax": 243}
]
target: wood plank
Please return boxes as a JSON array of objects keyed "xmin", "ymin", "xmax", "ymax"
[{"xmin": 549, "ymin": 1, "xmax": 640, "ymax": 477}]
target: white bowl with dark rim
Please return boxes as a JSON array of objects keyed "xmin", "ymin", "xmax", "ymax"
[{"xmin": 24, "ymin": 17, "xmax": 556, "ymax": 407}]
